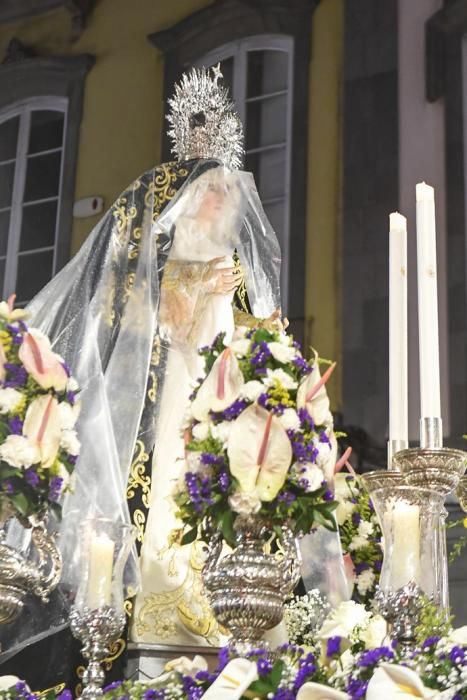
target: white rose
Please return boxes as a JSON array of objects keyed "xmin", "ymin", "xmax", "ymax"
[
  {"xmin": 268, "ymin": 342, "xmax": 296, "ymax": 364},
  {"xmin": 279, "ymin": 408, "xmax": 301, "ymax": 431},
  {"xmin": 265, "ymin": 368, "xmax": 297, "ymax": 390},
  {"xmin": 0, "ymin": 435, "xmax": 40, "ymax": 468},
  {"xmin": 359, "ymin": 615, "xmax": 387, "ymax": 649},
  {"xmin": 164, "ymin": 654, "xmax": 208, "ymax": 677},
  {"xmin": 60, "ymin": 429, "xmax": 80, "ymax": 456},
  {"xmin": 318, "ymin": 601, "xmax": 370, "ymax": 643},
  {"xmin": 57, "ymin": 401, "xmax": 80, "ymax": 430},
  {"xmin": 229, "ymin": 490, "xmax": 262, "ymax": 515},
  {"xmin": 292, "ymin": 462, "xmax": 324, "ymax": 492},
  {"xmin": 336, "ymin": 500, "xmax": 355, "ymax": 526},
  {"xmin": 447, "ymin": 625, "xmax": 467, "ymax": 645},
  {"xmin": 0, "ymin": 388, "xmax": 23, "ymax": 414},
  {"xmin": 358, "ymin": 520, "xmax": 374, "ymax": 538},
  {"xmin": 229, "ymin": 338, "xmax": 251, "ymax": 357},
  {"xmin": 240, "ymin": 380, "xmax": 265, "ymax": 402},
  {"xmin": 211, "ymin": 421, "xmax": 232, "ymax": 446},
  {"xmin": 192, "ymin": 421, "xmax": 210, "ymax": 441}
]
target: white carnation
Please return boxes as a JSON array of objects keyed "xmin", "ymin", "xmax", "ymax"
[
  {"xmin": 348, "ymin": 534, "xmax": 368, "ymax": 551},
  {"xmin": 292, "ymin": 461, "xmax": 324, "ymax": 492},
  {"xmin": 278, "ymin": 332, "xmax": 291, "ymax": 346},
  {"xmin": 268, "ymin": 341, "xmax": 296, "ymax": 364},
  {"xmin": 57, "ymin": 401, "xmax": 79, "ymax": 430},
  {"xmin": 265, "ymin": 368, "xmax": 297, "ymax": 390},
  {"xmin": 0, "ymin": 435, "xmax": 40, "ymax": 468},
  {"xmin": 192, "ymin": 421, "xmax": 210, "ymax": 441},
  {"xmin": 279, "ymin": 408, "xmax": 300, "ymax": 431},
  {"xmin": 60, "ymin": 429, "xmax": 80, "ymax": 456},
  {"xmin": 228, "ymin": 490, "xmax": 262, "ymax": 515},
  {"xmin": 211, "ymin": 421, "xmax": 232, "ymax": 446},
  {"xmin": 66, "ymin": 377, "xmax": 79, "ymax": 392},
  {"xmin": 240, "ymin": 380, "xmax": 265, "ymax": 402},
  {"xmin": 185, "ymin": 451, "xmax": 203, "ymax": 473},
  {"xmin": 318, "ymin": 600, "xmax": 370, "ymax": 643},
  {"xmin": 359, "ymin": 614, "xmax": 387, "ymax": 648},
  {"xmin": 356, "ymin": 569, "xmax": 376, "ymax": 597},
  {"xmin": 336, "ymin": 499, "xmax": 355, "ymax": 526},
  {"xmin": 358, "ymin": 520, "xmax": 374, "ymax": 538},
  {"xmin": 0, "ymin": 388, "xmax": 23, "ymax": 414},
  {"xmin": 314, "ymin": 438, "xmax": 332, "ymax": 468},
  {"xmin": 229, "ymin": 338, "xmax": 251, "ymax": 357}
]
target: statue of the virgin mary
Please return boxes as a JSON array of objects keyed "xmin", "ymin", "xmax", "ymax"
[{"xmin": 0, "ymin": 66, "xmax": 283, "ymax": 684}]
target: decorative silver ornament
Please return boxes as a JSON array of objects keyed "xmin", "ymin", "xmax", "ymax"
[{"xmin": 167, "ymin": 65, "xmax": 244, "ymax": 170}]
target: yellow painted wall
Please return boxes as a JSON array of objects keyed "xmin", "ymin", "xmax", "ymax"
[
  {"xmin": 306, "ymin": 0, "xmax": 343, "ymax": 409},
  {"xmin": 0, "ymin": 0, "xmax": 211, "ymax": 251}
]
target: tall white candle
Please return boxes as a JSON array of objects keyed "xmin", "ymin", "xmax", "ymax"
[
  {"xmin": 391, "ymin": 502, "xmax": 421, "ymax": 589},
  {"xmin": 389, "ymin": 213, "xmax": 408, "ymax": 446},
  {"xmin": 87, "ymin": 533, "xmax": 114, "ymax": 609},
  {"xmin": 415, "ymin": 183, "xmax": 441, "ymax": 419}
]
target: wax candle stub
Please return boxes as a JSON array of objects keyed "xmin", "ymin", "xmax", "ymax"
[{"xmin": 86, "ymin": 533, "xmax": 115, "ymax": 609}]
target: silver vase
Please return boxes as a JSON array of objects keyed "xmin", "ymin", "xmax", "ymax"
[
  {"xmin": 0, "ymin": 506, "xmax": 62, "ymax": 625},
  {"xmin": 202, "ymin": 516, "xmax": 301, "ymax": 654}
]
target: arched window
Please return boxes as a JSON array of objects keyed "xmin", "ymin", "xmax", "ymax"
[
  {"xmin": 197, "ymin": 36, "xmax": 293, "ymax": 309},
  {"xmin": 0, "ymin": 97, "xmax": 67, "ymax": 303}
]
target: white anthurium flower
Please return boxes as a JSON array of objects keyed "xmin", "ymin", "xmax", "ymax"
[
  {"xmin": 264, "ymin": 368, "xmax": 297, "ymax": 390},
  {"xmin": 296, "ymin": 684, "xmax": 350, "ymax": 700},
  {"xmin": 0, "ymin": 299, "xmax": 27, "ymax": 321},
  {"xmin": 229, "ymin": 338, "xmax": 251, "ymax": 357},
  {"xmin": 200, "ymin": 658, "xmax": 258, "ymax": 699},
  {"xmin": 297, "ymin": 356, "xmax": 335, "ymax": 426},
  {"xmin": 268, "ymin": 341, "xmax": 296, "ymax": 364},
  {"xmin": 278, "ymin": 332, "xmax": 292, "ymax": 345},
  {"xmin": 228, "ymin": 404, "xmax": 292, "ymax": 502},
  {"xmin": 318, "ymin": 601, "xmax": 370, "ymax": 644},
  {"xmin": 57, "ymin": 400, "xmax": 80, "ymax": 430},
  {"xmin": 448, "ymin": 625, "xmax": 467, "ymax": 645},
  {"xmin": 279, "ymin": 408, "xmax": 301, "ymax": 431},
  {"xmin": 164, "ymin": 654, "xmax": 208, "ymax": 677},
  {"xmin": 366, "ymin": 663, "xmax": 439, "ymax": 699},
  {"xmin": 191, "ymin": 348, "xmax": 244, "ymax": 421},
  {"xmin": 240, "ymin": 380, "xmax": 265, "ymax": 402},
  {"xmin": 0, "ymin": 388, "xmax": 23, "ymax": 414},
  {"xmin": 0, "ymin": 677, "xmax": 22, "ymax": 691},
  {"xmin": 359, "ymin": 614, "xmax": 387, "ymax": 649},
  {"xmin": 23, "ymin": 394, "xmax": 61, "ymax": 467},
  {"xmin": 192, "ymin": 421, "xmax": 210, "ymax": 441},
  {"xmin": 0, "ymin": 434, "xmax": 40, "ymax": 469},
  {"xmin": 228, "ymin": 490, "xmax": 262, "ymax": 515}
]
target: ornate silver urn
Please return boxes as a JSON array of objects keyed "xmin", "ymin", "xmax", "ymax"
[
  {"xmin": 202, "ymin": 516, "xmax": 301, "ymax": 653},
  {"xmin": 0, "ymin": 504, "xmax": 62, "ymax": 625}
]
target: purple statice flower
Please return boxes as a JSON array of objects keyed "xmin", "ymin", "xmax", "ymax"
[
  {"xmin": 355, "ymin": 562, "xmax": 370, "ymax": 575},
  {"xmin": 24, "ymin": 467, "xmax": 40, "ymax": 488},
  {"xmin": 319, "ymin": 430, "xmax": 331, "ymax": 445},
  {"xmin": 3, "ymin": 363, "xmax": 28, "ymax": 388},
  {"xmin": 278, "ymin": 491, "xmax": 296, "ymax": 505},
  {"xmin": 346, "ymin": 677, "xmax": 368, "ymax": 700},
  {"xmin": 374, "ymin": 559, "xmax": 382, "ymax": 572},
  {"xmin": 103, "ymin": 681, "xmax": 123, "ymax": 692},
  {"xmin": 66, "ymin": 390, "xmax": 77, "ymax": 405},
  {"xmin": 293, "ymin": 653, "xmax": 317, "ymax": 689},
  {"xmin": 195, "ymin": 670, "xmax": 217, "ymax": 684},
  {"xmin": 326, "ymin": 636, "xmax": 342, "ymax": 657},
  {"xmin": 256, "ymin": 657, "xmax": 273, "ymax": 676},
  {"xmin": 357, "ymin": 646, "xmax": 394, "ymax": 668},
  {"xmin": 143, "ymin": 690, "xmax": 165, "ymax": 700},
  {"xmin": 218, "ymin": 469, "xmax": 229, "ymax": 493},
  {"xmin": 271, "ymin": 689, "xmax": 295, "ymax": 700},
  {"xmin": 48, "ymin": 476, "xmax": 63, "ymax": 502},
  {"xmin": 8, "ymin": 415, "xmax": 23, "ymax": 435},
  {"xmin": 4, "ymin": 480, "xmax": 14, "ymax": 494},
  {"xmin": 57, "ymin": 691, "xmax": 73, "ymax": 700},
  {"xmin": 250, "ymin": 341, "xmax": 272, "ymax": 371},
  {"xmin": 421, "ymin": 636, "xmax": 440, "ymax": 649},
  {"xmin": 218, "ymin": 398, "xmax": 248, "ymax": 421},
  {"xmin": 181, "ymin": 675, "xmax": 204, "ymax": 700},
  {"xmin": 352, "ymin": 511, "xmax": 362, "ymax": 526},
  {"xmin": 298, "ymin": 407, "xmax": 315, "ymax": 432},
  {"xmin": 292, "ymin": 355, "xmax": 312, "ymax": 376},
  {"xmin": 6, "ymin": 324, "xmax": 23, "ymax": 345},
  {"xmin": 449, "ymin": 646, "xmax": 466, "ymax": 664},
  {"xmin": 258, "ymin": 392, "xmax": 286, "ymax": 416},
  {"xmin": 68, "ymin": 454, "xmax": 78, "ymax": 466},
  {"xmin": 287, "ymin": 429, "xmax": 319, "ymax": 463},
  {"xmin": 216, "ymin": 645, "xmax": 230, "ymax": 672},
  {"xmin": 185, "ymin": 472, "xmax": 213, "ymax": 513},
  {"xmin": 323, "ymin": 488, "xmax": 334, "ymax": 502},
  {"xmin": 200, "ymin": 452, "xmax": 224, "ymax": 467}
]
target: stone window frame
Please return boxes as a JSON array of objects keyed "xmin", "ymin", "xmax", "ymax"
[
  {"xmin": 196, "ymin": 34, "xmax": 294, "ymax": 311},
  {"xmin": 0, "ymin": 54, "xmax": 94, "ymax": 277},
  {"xmin": 0, "ymin": 1, "xmax": 95, "ymax": 38},
  {"xmin": 148, "ymin": 0, "xmax": 319, "ymax": 342}
]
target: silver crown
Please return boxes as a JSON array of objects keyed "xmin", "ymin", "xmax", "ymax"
[{"xmin": 167, "ymin": 65, "xmax": 244, "ymax": 170}]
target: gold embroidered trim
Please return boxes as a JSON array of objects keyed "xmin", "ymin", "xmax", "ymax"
[
  {"xmin": 133, "ymin": 508, "xmax": 146, "ymax": 543},
  {"xmin": 127, "ymin": 440, "xmax": 151, "ymax": 508}
]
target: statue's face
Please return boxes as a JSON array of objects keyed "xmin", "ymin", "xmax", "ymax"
[{"xmin": 197, "ymin": 183, "xmax": 225, "ymax": 222}]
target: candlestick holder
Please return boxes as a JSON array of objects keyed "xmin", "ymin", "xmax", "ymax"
[
  {"xmin": 366, "ymin": 479, "xmax": 444, "ymax": 651},
  {"xmin": 70, "ymin": 605, "xmax": 126, "ymax": 699},
  {"xmin": 457, "ymin": 476, "xmax": 467, "ymax": 512},
  {"xmin": 70, "ymin": 517, "xmax": 135, "ymax": 699}
]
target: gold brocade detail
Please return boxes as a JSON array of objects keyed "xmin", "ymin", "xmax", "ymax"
[
  {"xmin": 146, "ymin": 162, "xmax": 189, "ymax": 219},
  {"xmin": 126, "ymin": 440, "xmax": 151, "ymax": 509},
  {"xmin": 147, "ymin": 371, "xmax": 157, "ymax": 403},
  {"xmin": 123, "ymin": 272, "xmax": 136, "ymax": 304},
  {"xmin": 133, "ymin": 509, "xmax": 146, "ymax": 543},
  {"xmin": 39, "ymin": 684, "xmax": 65, "ymax": 696},
  {"xmin": 233, "ymin": 253, "xmax": 249, "ymax": 313},
  {"xmin": 151, "ymin": 334, "xmax": 161, "ymax": 365},
  {"xmin": 124, "ymin": 598, "xmax": 134, "ymax": 617},
  {"xmin": 102, "ymin": 638, "xmax": 126, "ymax": 672},
  {"xmin": 112, "ymin": 193, "xmax": 138, "ymax": 244},
  {"xmin": 134, "ymin": 543, "xmax": 221, "ymax": 644},
  {"xmin": 75, "ymin": 667, "xmax": 84, "ymax": 699}
]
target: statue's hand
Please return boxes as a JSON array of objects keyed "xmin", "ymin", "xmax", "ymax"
[
  {"xmin": 261, "ymin": 308, "xmax": 289, "ymax": 332},
  {"xmin": 204, "ymin": 256, "xmax": 242, "ymax": 295}
]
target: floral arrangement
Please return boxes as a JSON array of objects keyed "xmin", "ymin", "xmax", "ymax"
[
  {"xmin": 175, "ymin": 327, "xmax": 339, "ymax": 547},
  {"xmin": 333, "ymin": 474, "xmax": 383, "ymax": 605},
  {"xmin": 0, "ymin": 298, "xmax": 80, "ymax": 521},
  {"xmin": 284, "ymin": 590, "xmax": 331, "ymax": 647}
]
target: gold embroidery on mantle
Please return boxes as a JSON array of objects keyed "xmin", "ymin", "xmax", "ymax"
[
  {"xmin": 127, "ymin": 440, "xmax": 151, "ymax": 509},
  {"xmin": 134, "ymin": 542, "xmax": 221, "ymax": 644},
  {"xmin": 133, "ymin": 509, "xmax": 146, "ymax": 544}
]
